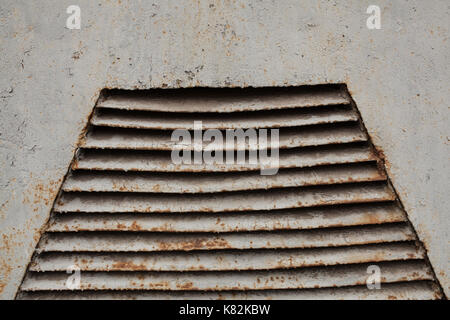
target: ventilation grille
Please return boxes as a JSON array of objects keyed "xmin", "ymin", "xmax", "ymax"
[{"xmin": 18, "ymin": 85, "xmax": 442, "ymax": 300}]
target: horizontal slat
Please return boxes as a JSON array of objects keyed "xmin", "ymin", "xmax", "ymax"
[
  {"xmin": 54, "ymin": 183, "xmax": 394, "ymax": 213},
  {"xmin": 20, "ymin": 260, "xmax": 433, "ymax": 291},
  {"xmin": 30, "ymin": 243, "xmax": 424, "ymax": 272},
  {"xmin": 91, "ymin": 106, "xmax": 358, "ymax": 130},
  {"xmin": 81, "ymin": 124, "xmax": 367, "ymax": 151},
  {"xmin": 73, "ymin": 144, "xmax": 376, "ymax": 172},
  {"xmin": 18, "ymin": 281, "xmax": 442, "ymax": 300},
  {"xmin": 63, "ymin": 163, "xmax": 385, "ymax": 194},
  {"xmin": 98, "ymin": 87, "xmax": 350, "ymax": 113},
  {"xmin": 47, "ymin": 203, "xmax": 406, "ymax": 232},
  {"xmin": 40, "ymin": 224, "xmax": 415, "ymax": 252}
]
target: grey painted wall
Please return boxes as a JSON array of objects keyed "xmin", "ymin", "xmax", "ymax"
[{"xmin": 0, "ymin": 0, "xmax": 448, "ymax": 298}]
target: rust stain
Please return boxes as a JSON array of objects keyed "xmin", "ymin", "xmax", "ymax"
[
  {"xmin": 0, "ymin": 255, "xmax": 12, "ymax": 294},
  {"xmin": 372, "ymin": 144, "xmax": 392, "ymax": 174},
  {"xmin": 130, "ymin": 221, "xmax": 142, "ymax": 231},
  {"xmin": 176, "ymin": 282, "xmax": 194, "ymax": 290},
  {"xmin": 146, "ymin": 281, "xmax": 170, "ymax": 290},
  {"xmin": 116, "ymin": 223, "xmax": 126, "ymax": 229},
  {"xmin": 71, "ymin": 159, "xmax": 79, "ymax": 170},
  {"xmin": 0, "ymin": 230, "xmax": 29, "ymax": 294},
  {"xmin": 157, "ymin": 238, "xmax": 231, "ymax": 251},
  {"xmin": 111, "ymin": 261, "xmax": 146, "ymax": 271},
  {"xmin": 22, "ymin": 177, "xmax": 63, "ymax": 212}
]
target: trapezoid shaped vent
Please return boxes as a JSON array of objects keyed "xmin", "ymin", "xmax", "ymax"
[{"xmin": 17, "ymin": 85, "xmax": 443, "ymax": 300}]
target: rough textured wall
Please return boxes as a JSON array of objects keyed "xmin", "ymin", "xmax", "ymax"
[{"xmin": 0, "ymin": 0, "xmax": 448, "ymax": 298}]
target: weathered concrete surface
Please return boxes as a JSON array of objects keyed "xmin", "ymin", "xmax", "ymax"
[{"xmin": 0, "ymin": 0, "xmax": 448, "ymax": 298}]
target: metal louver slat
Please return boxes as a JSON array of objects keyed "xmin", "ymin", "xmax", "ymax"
[
  {"xmin": 54, "ymin": 182, "xmax": 395, "ymax": 213},
  {"xmin": 39, "ymin": 224, "xmax": 415, "ymax": 252},
  {"xmin": 17, "ymin": 85, "xmax": 443, "ymax": 300},
  {"xmin": 20, "ymin": 261, "xmax": 433, "ymax": 291},
  {"xmin": 47, "ymin": 203, "xmax": 406, "ymax": 232},
  {"xmin": 96, "ymin": 86, "xmax": 349, "ymax": 113},
  {"xmin": 73, "ymin": 144, "xmax": 375, "ymax": 172},
  {"xmin": 91, "ymin": 106, "xmax": 357, "ymax": 130},
  {"xmin": 80, "ymin": 124, "xmax": 367, "ymax": 151},
  {"xmin": 30, "ymin": 243, "xmax": 425, "ymax": 272},
  {"xmin": 18, "ymin": 281, "xmax": 441, "ymax": 300},
  {"xmin": 63, "ymin": 163, "xmax": 385, "ymax": 193}
]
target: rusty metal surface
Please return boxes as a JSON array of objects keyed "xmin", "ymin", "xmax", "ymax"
[
  {"xmin": 16, "ymin": 86, "xmax": 443, "ymax": 299},
  {"xmin": 1, "ymin": 0, "xmax": 447, "ymax": 300}
]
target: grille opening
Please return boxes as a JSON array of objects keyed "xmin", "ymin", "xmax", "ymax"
[{"xmin": 17, "ymin": 84, "xmax": 444, "ymax": 300}]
